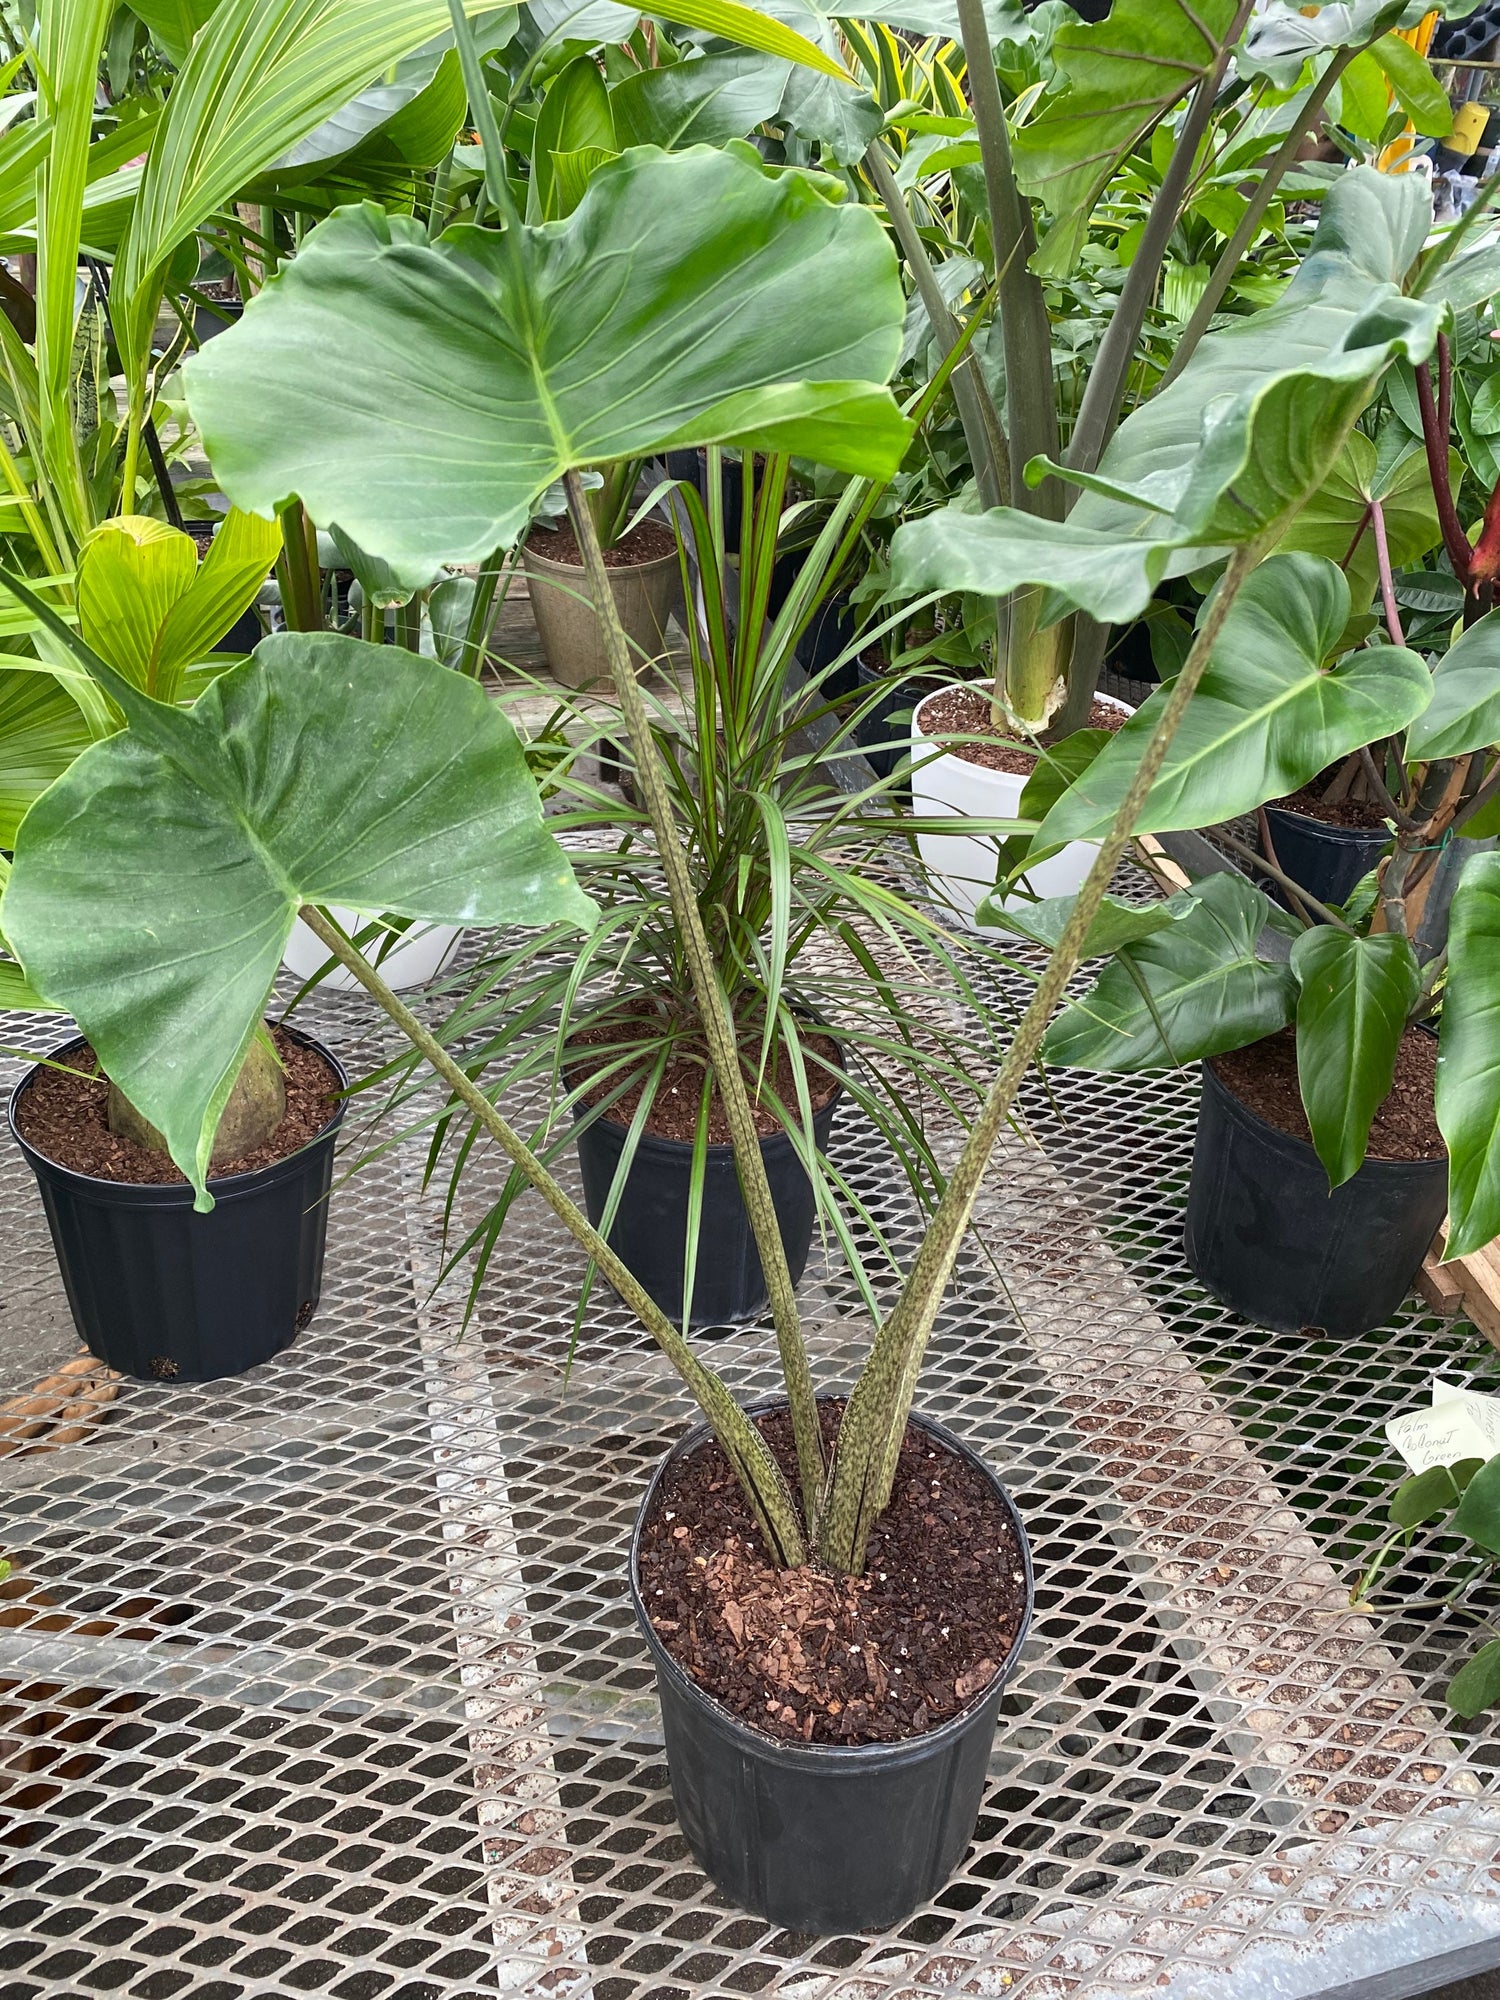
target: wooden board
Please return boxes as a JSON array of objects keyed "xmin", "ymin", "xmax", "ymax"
[{"xmin": 1417, "ymin": 1221, "xmax": 1500, "ymax": 1351}]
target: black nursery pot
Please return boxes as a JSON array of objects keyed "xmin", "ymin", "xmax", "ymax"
[
  {"xmin": 1184, "ymin": 1056, "xmax": 1447, "ymax": 1337},
  {"xmin": 1261, "ymin": 805, "xmax": 1390, "ymax": 915},
  {"xmin": 572, "ymin": 1074, "xmax": 842, "ymax": 1329},
  {"xmin": 8, "ymin": 1029, "xmax": 347, "ymax": 1383},
  {"xmin": 629, "ymin": 1404, "xmax": 1034, "ymax": 1934}
]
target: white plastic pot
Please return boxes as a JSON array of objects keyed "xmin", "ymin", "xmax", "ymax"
[
  {"xmin": 283, "ymin": 909, "xmax": 463, "ymax": 993},
  {"xmin": 910, "ymin": 688, "xmax": 1133, "ymax": 926}
]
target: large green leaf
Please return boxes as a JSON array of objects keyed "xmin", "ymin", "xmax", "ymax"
[
  {"xmin": 1011, "ymin": 0, "xmax": 1240, "ymax": 278},
  {"xmin": 1438, "ymin": 851, "xmax": 1500, "ymax": 1259},
  {"xmin": 0, "ymin": 669, "xmax": 91, "ymax": 847},
  {"xmin": 1035, "ymin": 554, "xmax": 1432, "ymax": 846},
  {"xmin": 1, "ymin": 629, "xmax": 596, "ymax": 1205},
  {"xmin": 889, "ymin": 173, "xmax": 1444, "ymax": 623},
  {"xmin": 1041, "ymin": 873, "xmax": 1298, "ymax": 1072},
  {"xmin": 1408, "ymin": 609, "xmax": 1500, "ymax": 761},
  {"xmin": 610, "ymin": 50, "xmax": 787, "ymax": 148},
  {"xmin": 1291, "ymin": 928, "xmax": 1422, "ymax": 1188},
  {"xmin": 186, "ymin": 148, "xmax": 909, "ymax": 585}
]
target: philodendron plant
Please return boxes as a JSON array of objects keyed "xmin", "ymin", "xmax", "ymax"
[
  {"xmin": 2, "ymin": 3, "xmax": 1439, "ymax": 1578},
  {"xmin": 889, "ymin": 163, "xmax": 1500, "ymax": 1260}
]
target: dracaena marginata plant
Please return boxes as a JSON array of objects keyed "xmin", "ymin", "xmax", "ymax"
[
  {"xmin": 869, "ymin": 0, "xmax": 1478, "ymax": 736},
  {"xmin": 10, "ymin": 17, "xmax": 1414, "ymax": 1576}
]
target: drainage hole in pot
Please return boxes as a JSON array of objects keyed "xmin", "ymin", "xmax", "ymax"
[{"xmin": 150, "ymin": 1356, "xmax": 180, "ymax": 1380}]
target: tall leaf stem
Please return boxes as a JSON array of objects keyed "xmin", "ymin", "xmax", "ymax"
[
  {"xmin": 817, "ymin": 538, "xmax": 1266, "ymax": 1573},
  {"xmin": 1370, "ymin": 495, "xmax": 1405, "ymax": 647},
  {"xmin": 1159, "ymin": 45, "xmax": 1356, "ymax": 392},
  {"xmin": 863, "ymin": 140, "xmax": 1008, "ymax": 510},
  {"xmin": 1415, "ymin": 356, "xmax": 1472, "ymax": 584},
  {"xmin": 1067, "ymin": 0, "xmax": 1253, "ymax": 478},
  {"xmin": 297, "ymin": 903, "xmax": 809, "ymax": 1566},
  {"xmin": 954, "ymin": 0, "xmax": 1064, "ymax": 727},
  {"xmin": 563, "ymin": 467, "xmax": 827, "ymax": 1528}
]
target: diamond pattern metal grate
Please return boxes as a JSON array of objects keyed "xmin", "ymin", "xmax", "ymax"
[{"xmin": 3, "ymin": 926, "xmax": 1500, "ymax": 2000}]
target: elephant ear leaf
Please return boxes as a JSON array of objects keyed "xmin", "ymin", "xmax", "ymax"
[
  {"xmin": 1040, "ymin": 871, "xmax": 1297, "ymax": 1072},
  {"xmin": 0, "ymin": 585, "xmax": 596, "ymax": 1208},
  {"xmin": 184, "ymin": 147, "xmax": 910, "ymax": 593},
  {"xmin": 1438, "ymin": 851, "xmax": 1500, "ymax": 1259},
  {"xmin": 1290, "ymin": 928, "xmax": 1421, "ymax": 1189}
]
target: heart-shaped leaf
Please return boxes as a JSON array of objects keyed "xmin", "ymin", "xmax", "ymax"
[
  {"xmin": 1448, "ymin": 1635, "xmax": 1500, "ymax": 1718},
  {"xmin": 186, "ymin": 147, "xmax": 909, "ymax": 590},
  {"xmin": 1408, "ymin": 608, "xmax": 1500, "ymax": 760},
  {"xmin": 1438, "ymin": 850, "xmax": 1500, "ymax": 1258},
  {"xmin": 1040, "ymin": 872, "xmax": 1297, "ymax": 1072},
  {"xmin": 1291, "ymin": 928, "xmax": 1422, "ymax": 1188},
  {"xmin": 1, "ymin": 625, "xmax": 596, "ymax": 1205},
  {"xmin": 1036, "ymin": 555, "xmax": 1432, "ymax": 845}
]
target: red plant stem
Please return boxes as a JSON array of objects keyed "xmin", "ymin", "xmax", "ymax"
[
  {"xmin": 1415, "ymin": 358, "xmax": 1471, "ymax": 582},
  {"xmin": 1370, "ymin": 496, "xmax": 1405, "ymax": 647},
  {"xmin": 1439, "ymin": 331, "xmax": 1453, "ymax": 444}
]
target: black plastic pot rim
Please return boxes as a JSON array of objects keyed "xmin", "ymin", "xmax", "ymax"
[
  {"xmin": 565, "ymin": 1036, "xmax": 846, "ymax": 1164},
  {"xmin": 1199, "ymin": 1051, "xmax": 1445, "ymax": 1184},
  {"xmin": 1262, "ymin": 803, "xmax": 1390, "ymax": 848},
  {"xmin": 629, "ymin": 1397, "xmax": 1035, "ymax": 1773},
  {"xmin": 7, "ymin": 1025, "xmax": 349, "ymax": 1208}
]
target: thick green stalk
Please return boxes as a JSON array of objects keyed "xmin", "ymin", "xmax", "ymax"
[
  {"xmin": 1159, "ymin": 45, "xmax": 1354, "ymax": 392},
  {"xmin": 275, "ymin": 499, "xmax": 322, "ymax": 633},
  {"xmin": 864, "ymin": 140, "xmax": 1008, "ymax": 511},
  {"xmin": 563, "ymin": 468, "xmax": 827, "ymax": 1528},
  {"xmin": 954, "ymin": 0, "xmax": 1063, "ymax": 726},
  {"xmin": 459, "ymin": 546, "xmax": 509, "ymax": 676},
  {"xmin": 297, "ymin": 903, "xmax": 808, "ymax": 1566},
  {"xmin": 1067, "ymin": 1, "xmax": 1253, "ymax": 479},
  {"xmin": 817, "ymin": 539, "xmax": 1265, "ymax": 1573}
]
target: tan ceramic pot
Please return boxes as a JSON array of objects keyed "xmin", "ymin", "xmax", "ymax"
[{"xmin": 524, "ymin": 542, "xmax": 679, "ymax": 689}]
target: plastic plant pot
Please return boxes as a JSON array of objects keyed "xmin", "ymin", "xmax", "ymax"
[
  {"xmin": 8, "ymin": 1028, "xmax": 347, "ymax": 1383},
  {"xmin": 572, "ymin": 1075, "xmax": 842, "ymax": 1330},
  {"xmin": 1184, "ymin": 1054, "xmax": 1447, "ymax": 1337},
  {"xmin": 283, "ymin": 909, "xmax": 462, "ymax": 992},
  {"xmin": 1260, "ymin": 806, "xmax": 1391, "ymax": 917},
  {"xmin": 910, "ymin": 687, "xmax": 1134, "ymax": 926},
  {"xmin": 629, "ymin": 1402, "xmax": 1034, "ymax": 1934}
]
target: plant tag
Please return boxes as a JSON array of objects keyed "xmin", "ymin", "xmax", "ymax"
[{"xmin": 1386, "ymin": 1377, "xmax": 1500, "ymax": 1474}]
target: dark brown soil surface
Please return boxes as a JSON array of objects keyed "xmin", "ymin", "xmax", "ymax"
[
  {"xmin": 526, "ymin": 514, "xmax": 677, "ymax": 569},
  {"xmin": 638, "ymin": 1403, "xmax": 1027, "ymax": 1746},
  {"xmin": 1270, "ymin": 778, "xmax": 1389, "ymax": 830},
  {"xmin": 917, "ymin": 687, "xmax": 1129, "ymax": 774},
  {"xmin": 1211, "ymin": 1025, "xmax": 1442, "ymax": 1161},
  {"xmin": 570, "ymin": 1010, "xmax": 841, "ymax": 1143},
  {"xmin": 16, "ymin": 1028, "xmax": 339, "ymax": 1184},
  {"xmin": 184, "ymin": 521, "xmax": 216, "ymax": 555}
]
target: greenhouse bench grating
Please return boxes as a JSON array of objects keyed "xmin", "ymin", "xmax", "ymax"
[{"xmin": 3, "ymin": 944, "xmax": 1500, "ymax": 2000}]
